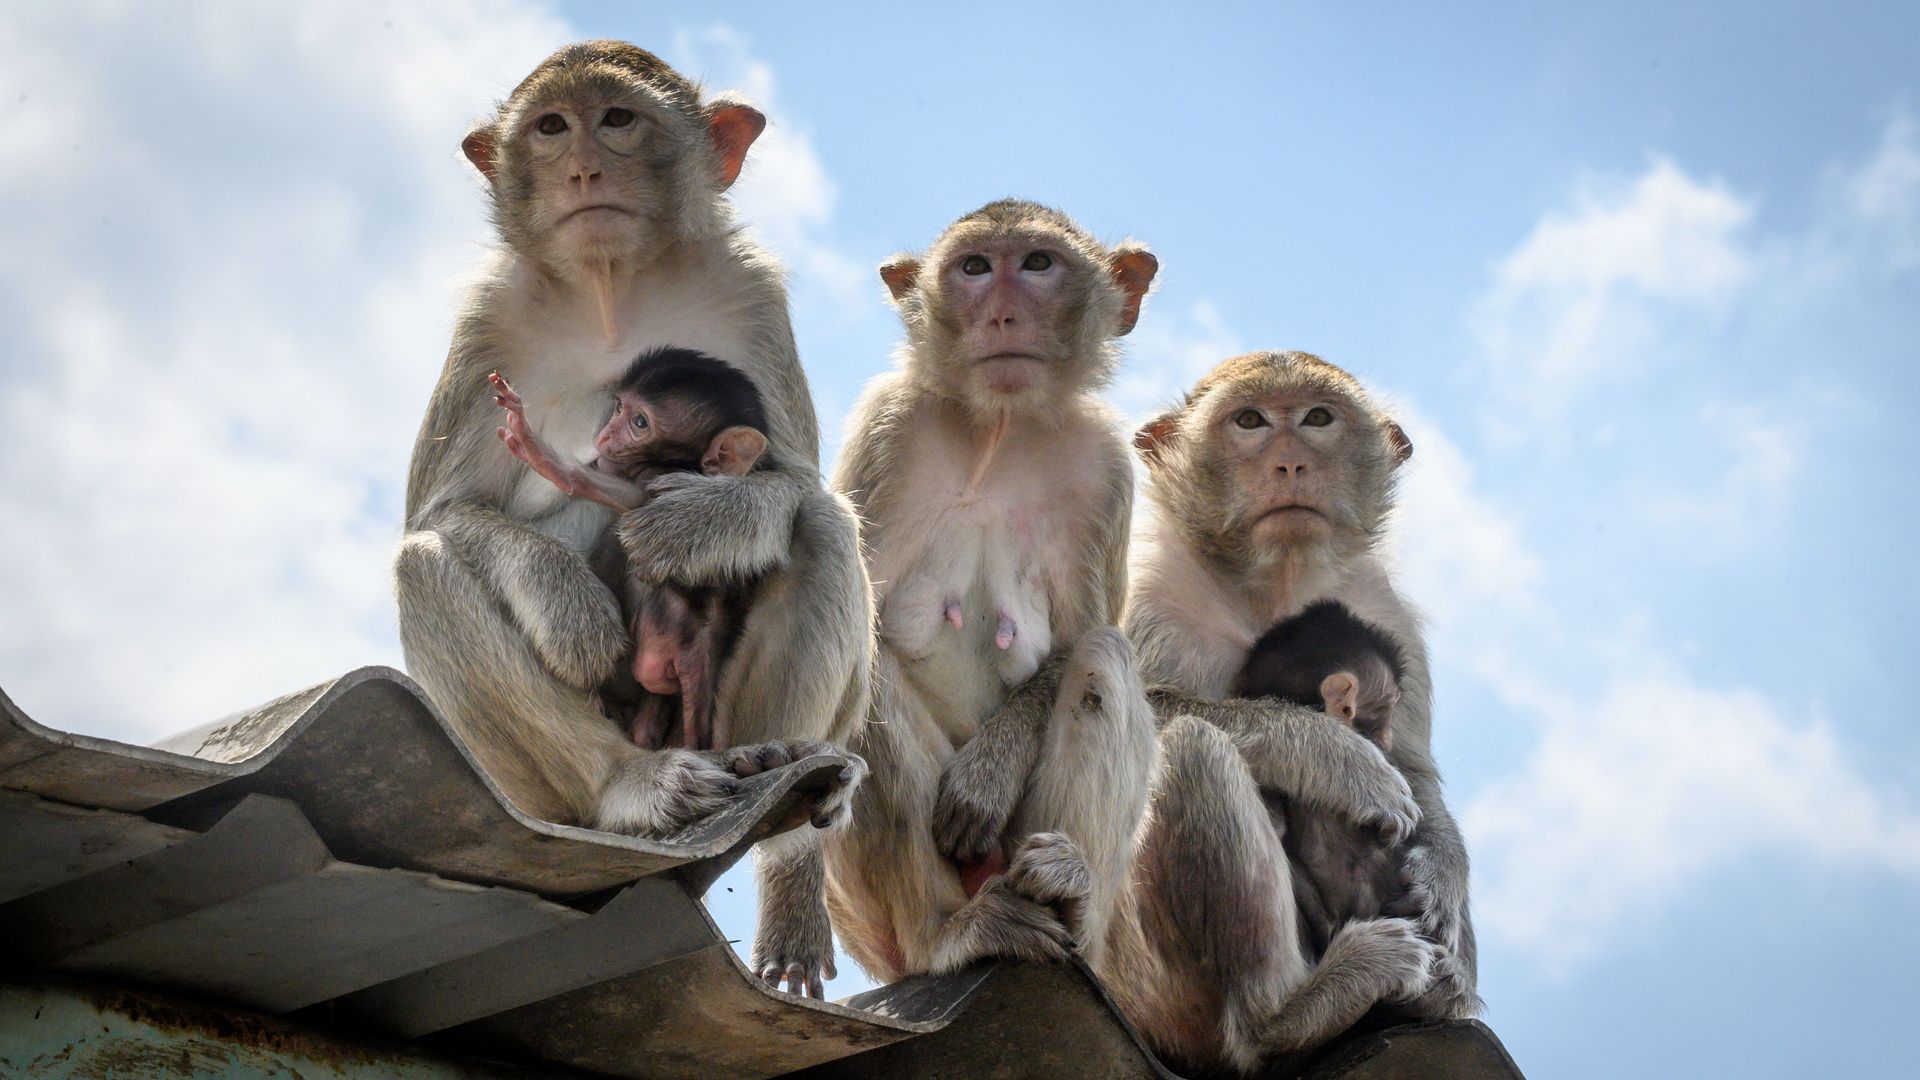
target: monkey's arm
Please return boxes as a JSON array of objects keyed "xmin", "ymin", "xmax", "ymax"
[
  {"xmin": 614, "ymin": 466, "xmax": 808, "ymax": 585},
  {"xmin": 930, "ymin": 654, "xmax": 1067, "ymax": 863},
  {"xmin": 1147, "ymin": 688, "xmax": 1421, "ymax": 845},
  {"xmin": 431, "ymin": 500, "xmax": 630, "ymax": 692},
  {"xmin": 1384, "ymin": 754, "xmax": 1481, "ymax": 1017}
]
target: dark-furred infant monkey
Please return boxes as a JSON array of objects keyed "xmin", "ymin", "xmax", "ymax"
[
  {"xmin": 492, "ymin": 347, "xmax": 773, "ymax": 754},
  {"xmin": 1234, "ymin": 599, "xmax": 1409, "ymax": 959}
]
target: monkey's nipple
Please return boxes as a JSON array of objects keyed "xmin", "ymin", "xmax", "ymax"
[
  {"xmin": 994, "ymin": 613, "xmax": 1017, "ymax": 651},
  {"xmin": 943, "ymin": 598, "xmax": 965, "ymax": 630}
]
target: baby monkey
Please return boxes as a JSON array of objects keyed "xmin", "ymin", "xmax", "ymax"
[
  {"xmin": 492, "ymin": 347, "xmax": 772, "ymax": 754},
  {"xmin": 1233, "ymin": 599, "xmax": 1409, "ymax": 959}
]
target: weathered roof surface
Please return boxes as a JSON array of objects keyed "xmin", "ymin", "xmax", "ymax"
[{"xmin": 0, "ymin": 668, "xmax": 1524, "ymax": 1079}]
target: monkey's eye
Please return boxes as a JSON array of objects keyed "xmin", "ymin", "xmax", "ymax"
[
  {"xmin": 1021, "ymin": 252, "xmax": 1053, "ymax": 272},
  {"xmin": 1233, "ymin": 409, "xmax": 1269, "ymax": 430},
  {"xmin": 601, "ymin": 107, "xmax": 636, "ymax": 128},
  {"xmin": 960, "ymin": 255, "xmax": 991, "ymax": 276},
  {"xmin": 1301, "ymin": 406, "xmax": 1335, "ymax": 428},
  {"xmin": 630, "ymin": 411, "xmax": 649, "ymax": 430},
  {"xmin": 535, "ymin": 113, "xmax": 568, "ymax": 136}
]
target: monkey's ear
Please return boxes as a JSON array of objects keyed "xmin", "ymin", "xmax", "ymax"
[
  {"xmin": 1387, "ymin": 421, "xmax": 1413, "ymax": 467},
  {"xmin": 1109, "ymin": 244, "xmax": 1159, "ymax": 336},
  {"xmin": 461, "ymin": 128, "xmax": 499, "ymax": 183},
  {"xmin": 704, "ymin": 426, "xmax": 769, "ymax": 476},
  {"xmin": 1133, "ymin": 411, "xmax": 1181, "ymax": 468},
  {"xmin": 705, "ymin": 100, "xmax": 766, "ymax": 190},
  {"xmin": 879, "ymin": 257, "xmax": 921, "ymax": 303},
  {"xmin": 1320, "ymin": 672, "xmax": 1361, "ymax": 725}
]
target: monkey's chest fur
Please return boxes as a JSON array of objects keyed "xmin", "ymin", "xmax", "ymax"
[{"xmin": 872, "ymin": 405, "xmax": 1118, "ymax": 743}]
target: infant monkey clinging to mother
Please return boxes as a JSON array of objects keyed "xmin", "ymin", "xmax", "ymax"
[{"xmin": 491, "ymin": 346, "xmax": 777, "ymax": 755}]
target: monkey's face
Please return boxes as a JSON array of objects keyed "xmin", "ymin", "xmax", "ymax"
[
  {"xmin": 594, "ymin": 390, "xmax": 700, "ymax": 475},
  {"xmin": 1138, "ymin": 352, "xmax": 1407, "ymax": 572},
  {"xmin": 501, "ymin": 81, "xmax": 695, "ymax": 270},
  {"xmin": 884, "ymin": 202, "xmax": 1157, "ymax": 422},
  {"xmin": 465, "ymin": 45, "xmax": 764, "ymax": 277}
]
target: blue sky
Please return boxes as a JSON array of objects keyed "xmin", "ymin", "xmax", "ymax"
[{"xmin": 1, "ymin": 3, "xmax": 1915, "ymax": 1076}]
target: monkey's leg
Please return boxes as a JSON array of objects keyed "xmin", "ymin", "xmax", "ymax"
[
  {"xmin": 1132, "ymin": 723, "xmax": 1434, "ymax": 1069},
  {"xmin": 1005, "ymin": 628, "xmax": 1157, "ymax": 968},
  {"xmin": 823, "ymin": 655, "xmax": 961, "ymax": 982},
  {"xmin": 396, "ymin": 530, "xmax": 738, "ymax": 835},
  {"xmin": 1126, "ymin": 716, "xmax": 1305, "ymax": 1073}
]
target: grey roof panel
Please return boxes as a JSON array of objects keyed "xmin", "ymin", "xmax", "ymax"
[{"xmin": 0, "ymin": 670, "xmax": 1524, "ymax": 1079}]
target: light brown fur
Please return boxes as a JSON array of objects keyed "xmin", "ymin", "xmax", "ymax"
[
  {"xmin": 824, "ymin": 200, "xmax": 1159, "ymax": 981},
  {"xmin": 394, "ymin": 40, "xmax": 871, "ymax": 1000}
]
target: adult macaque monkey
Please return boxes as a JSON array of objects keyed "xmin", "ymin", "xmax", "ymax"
[
  {"xmin": 394, "ymin": 41, "xmax": 870, "ymax": 998},
  {"xmin": 1111, "ymin": 350, "xmax": 1478, "ymax": 1073},
  {"xmin": 824, "ymin": 200, "xmax": 1161, "ymax": 981}
]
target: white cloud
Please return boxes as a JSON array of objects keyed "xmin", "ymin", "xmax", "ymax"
[
  {"xmin": 0, "ymin": 2, "xmax": 570, "ymax": 741},
  {"xmin": 1471, "ymin": 158, "xmax": 1757, "ymax": 423},
  {"xmin": 1110, "ymin": 299, "xmax": 1244, "ymax": 421},
  {"xmin": 670, "ymin": 24, "xmax": 868, "ymax": 312},
  {"xmin": 1635, "ymin": 401, "xmax": 1807, "ymax": 547},
  {"xmin": 1465, "ymin": 669, "xmax": 1920, "ymax": 973},
  {"xmin": 1816, "ymin": 108, "xmax": 1920, "ymax": 271}
]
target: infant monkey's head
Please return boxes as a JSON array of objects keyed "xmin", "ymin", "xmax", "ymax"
[
  {"xmin": 595, "ymin": 346, "xmax": 771, "ymax": 478},
  {"xmin": 1233, "ymin": 599, "xmax": 1404, "ymax": 751}
]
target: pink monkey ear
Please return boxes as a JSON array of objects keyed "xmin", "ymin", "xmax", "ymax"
[
  {"xmin": 1319, "ymin": 672, "xmax": 1362, "ymax": 726},
  {"xmin": 462, "ymin": 128, "xmax": 498, "ymax": 182},
  {"xmin": 1109, "ymin": 245, "xmax": 1159, "ymax": 336},
  {"xmin": 879, "ymin": 256, "xmax": 921, "ymax": 303},
  {"xmin": 1133, "ymin": 411, "xmax": 1181, "ymax": 468},
  {"xmin": 703, "ymin": 426, "xmax": 769, "ymax": 476},
  {"xmin": 706, "ymin": 102, "xmax": 766, "ymax": 190}
]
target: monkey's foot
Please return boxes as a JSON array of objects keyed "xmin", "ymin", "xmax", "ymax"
[
  {"xmin": 1006, "ymin": 831, "xmax": 1091, "ymax": 945},
  {"xmin": 753, "ymin": 899, "xmax": 838, "ymax": 1000},
  {"xmin": 1333, "ymin": 917, "xmax": 1438, "ymax": 1005},
  {"xmin": 593, "ymin": 748, "xmax": 740, "ymax": 836},
  {"xmin": 930, "ymin": 875, "xmax": 1077, "ymax": 972},
  {"xmin": 723, "ymin": 740, "xmax": 866, "ymax": 829}
]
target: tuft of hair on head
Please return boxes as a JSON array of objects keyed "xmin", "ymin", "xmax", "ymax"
[
  {"xmin": 1236, "ymin": 599, "xmax": 1406, "ymax": 704},
  {"xmin": 618, "ymin": 346, "xmax": 770, "ymax": 435}
]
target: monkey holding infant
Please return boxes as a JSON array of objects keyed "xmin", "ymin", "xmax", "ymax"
[{"xmin": 491, "ymin": 346, "xmax": 772, "ymax": 756}]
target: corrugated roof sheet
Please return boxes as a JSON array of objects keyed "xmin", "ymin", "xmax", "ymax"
[{"xmin": 0, "ymin": 667, "xmax": 1522, "ymax": 1079}]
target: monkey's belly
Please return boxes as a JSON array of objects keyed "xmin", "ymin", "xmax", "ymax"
[{"xmin": 880, "ymin": 565, "xmax": 1055, "ymax": 735}]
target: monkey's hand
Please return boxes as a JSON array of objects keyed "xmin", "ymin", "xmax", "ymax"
[
  {"xmin": 1340, "ymin": 748, "xmax": 1422, "ymax": 846},
  {"xmin": 617, "ymin": 469, "xmax": 804, "ymax": 585},
  {"xmin": 753, "ymin": 888, "xmax": 837, "ymax": 999},
  {"xmin": 723, "ymin": 740, "xmax": 868, "ymax": 830},
  {"xmin": 593, "ymin": 748, "xmax": 741, "ymax": 836},
  {"xmin": 932, "ymin": 735, "xmax": 1027, "ymax": 866}
]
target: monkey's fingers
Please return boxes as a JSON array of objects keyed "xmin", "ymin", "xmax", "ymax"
[{"xmin": 487, "ymin": 371, "xmax": 523, "ymax": 407}]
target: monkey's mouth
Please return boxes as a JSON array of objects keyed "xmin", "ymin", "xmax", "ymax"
[
  {"xmin": 1258, "ymin": 504, "xmax": 1326, "ymax": 522},
  {"xmin": 975, "ymin": 352, "xmax": 1044, "ymax": 365},
  {"xmin": 557, "ymin": 204, "xmax": 637, "ymax": 224}
]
